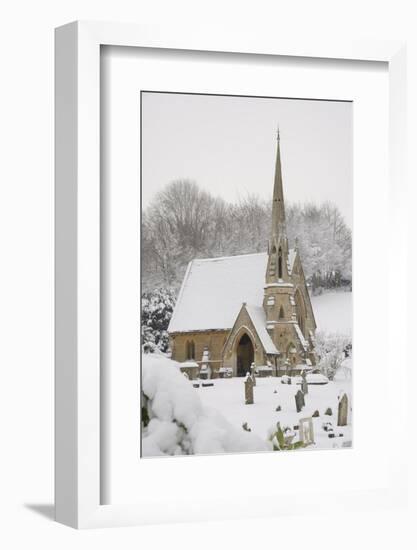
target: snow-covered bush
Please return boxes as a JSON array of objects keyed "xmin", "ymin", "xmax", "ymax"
[
  {"xmin": 334, "ymin": 356, "xmax": 352, "ymax": 380},
  {"xmin": 315, "ymin": 331, "xmax": 352, "ymax": 380},
  {"xmin": 141, "ymin": 354, "xmax": 271, "ymax": 456},
  {"xmin": 141, "ymin": 288, "xmax": 176, "ymax": 353}
]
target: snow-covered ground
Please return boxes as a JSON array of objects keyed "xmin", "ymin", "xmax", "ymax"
[
  {"xmin": 196, "ymin": 376, "xmax": 352, "ymax": 452},
  {"xmin": 311, "ymin": 290, "xmax": 352, "ymax": 334},
  {"xmin": 142, "ymin": 353, "xmax": 352, "ymax": 456}
]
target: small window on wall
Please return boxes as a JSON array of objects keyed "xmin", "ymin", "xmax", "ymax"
[
  {"xmin": 279, "ymin": 306, "xmax": 285, "ymax": 319},
  {"xmin": 186, "ymin": 340, "xmax": 195, "ymax": 360},
  {"xmin": 278, "ymin": 247, "xmax": 283, "ymax": 278}
]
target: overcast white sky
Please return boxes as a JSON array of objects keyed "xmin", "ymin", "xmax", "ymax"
[{"xmin": 141, "ymin": 92, "xmax": 352, "ymax": 229}]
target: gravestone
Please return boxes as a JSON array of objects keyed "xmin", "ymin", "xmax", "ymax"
[
  {"xmin": 322, "ymin": 421, "xmax": 333, "ymax": 433},
  {"xmin": 199, "ymin": 347, "xmax": 211, "ymax": 380},
  {"xmin": 299, "ymin": 417, "xmax": 314, "ymax": 445},
  {"xmin": 250, "ymin": 363, "xmax": 257, "ymax": 386},
  {"xmin": 244, "ymin": 374, "xmax": 254, "ymax": 405},
  {"xmin": 337, "ymin": 393, "xmax": 348, "ymax": 426},
  {"xmin": 301, "ymin": 378, "xmax": 308, "ymax": 395},
  {"xmin": 295, "ymin": 390, "xmax": 305, "ymax": 413},
  {"xmin": 301, "ymin": 370, "xmax": 308, "ymax": 394}
]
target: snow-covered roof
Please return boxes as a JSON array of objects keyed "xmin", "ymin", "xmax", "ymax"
[
  {"xmin": 169, "ymin": 250, "xmax": 297, "ymax": 333},
  {"xmin": 169, "ymin": 253, "xmax": 266, "ymax": 332},
  {"xmin": 245, "ymin": 305, "xmax": 279, "ymax": 355}
]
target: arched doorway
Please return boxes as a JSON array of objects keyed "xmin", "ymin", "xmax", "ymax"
[{"xmin": 236, "ymin": 333, "xmax": 254, "ymax": 377}]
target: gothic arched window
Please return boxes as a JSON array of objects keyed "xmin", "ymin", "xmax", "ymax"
[
  {"xmin": 269, "ymin": 246, "xmax": 277, "ymax": 276},
  {"xmin": 278, "ymin": 247, "xmax": 283, "ymax": 278},
  {"xmin": 279, "ymin": 305, "xmax": 285, "ymax": 319}
]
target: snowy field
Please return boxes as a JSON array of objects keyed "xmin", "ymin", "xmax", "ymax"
[{"xmin": 311, "ymin": 290, "xmax": 352, "ymax": 334}]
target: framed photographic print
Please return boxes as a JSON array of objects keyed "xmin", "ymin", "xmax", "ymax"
[
  {"xmin": 55, "ymin": 22, "xmax": 407, "ymax": 528},
  {"xmin": 140, "ymin": 90, "xmax": 353, "ymax": 458}
]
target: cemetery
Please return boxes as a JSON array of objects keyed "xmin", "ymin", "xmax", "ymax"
[
  {"xmin": 195, "ymin": 370, "xmax": 351, "ymax": 451},
  {"xmin": 141, "ymin": 353, "xmax": 352, "ymax": 456}
]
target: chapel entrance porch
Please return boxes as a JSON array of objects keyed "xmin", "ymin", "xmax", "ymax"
[{"xmin": 236, "ymin": 333, "xmax": 254, "ymax": 377}]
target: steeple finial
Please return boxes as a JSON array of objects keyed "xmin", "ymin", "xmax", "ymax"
[{"xmin": 277, "ymin": 125, "xmax": 280, "ymax": 142}]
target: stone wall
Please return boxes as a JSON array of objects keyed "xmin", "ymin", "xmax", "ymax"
[{"xmin": 169, "ymin": 330, "xmax": 229, "ymax": 377}]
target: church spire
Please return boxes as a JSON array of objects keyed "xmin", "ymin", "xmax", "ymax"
[
  {"xmin": 271, "ymin": 126, "xmax": 286, "ymax": 241},
  {"xmin": 265, "ymin": 128, "xmax": 290, "ymax": 286}
]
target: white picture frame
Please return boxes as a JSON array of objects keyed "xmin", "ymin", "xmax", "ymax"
[{"xmin": 55, "ymin": 21, "xmax": 407, "ymax": 529}]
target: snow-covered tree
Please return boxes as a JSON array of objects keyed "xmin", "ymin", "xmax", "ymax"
[
  {"xmin": 142, "ymin": 181, "xmax": 352, "ymax": 294},
  {"xmin": 141, "ymin": 288, "xmax": 176, "ymax": 353},
  {"xmin": 315, "ymin": 331, "xmax": 352, "ymax": 380}
]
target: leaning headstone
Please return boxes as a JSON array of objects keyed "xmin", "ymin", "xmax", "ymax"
[
  {"xmin": 312, "ymin": 409, "xmax": 320, "ymax": 417},
  {"xmin": 337, "ymin": 393, "xmax": 348, "ymax": 426},
  {"xmin": 295, "ymin": 390, "xmax": 305, "ymax": 413},
  {"xmin": 244, "ymin": 373, "xmax": 254, "ymax": 405},
  {"xmin": 299, "ymin": 417, "xmax": 314, "ymax": 445},
  {"xmin": 324, "ymin": 407, "xmax": 333, "ymax": 416}
]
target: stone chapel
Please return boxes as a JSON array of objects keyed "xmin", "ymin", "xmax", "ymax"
[{"xmin": 168, "ymin": 131, "xmax": 317, "ymax": 377}]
